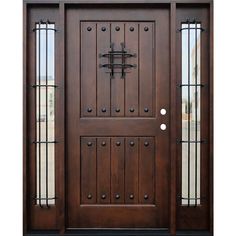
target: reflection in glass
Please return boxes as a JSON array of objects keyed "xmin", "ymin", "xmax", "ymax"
[
  {"xmin": 36, "ymin": 23, "xmax": 55, "ymax": 205},
  {"xmin": 181, "ymin": 23, "xmax": 201, "ymax": 206}
]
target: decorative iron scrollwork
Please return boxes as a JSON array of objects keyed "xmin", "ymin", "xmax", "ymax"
[{"xmin": 99, "ymin": 42, "xmax": 136, "ymax": 79}]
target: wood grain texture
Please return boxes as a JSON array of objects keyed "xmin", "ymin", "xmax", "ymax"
[
  {"xmin": 111, "ymin": 23, "xmax": 125, "ymax": 116},
  {"xmin": 139, "ymin": 137, "xmax": 155, "ymax": 204},
  {"xmin": 81, "ymin": 137, "xmax": 97, "ymax": 204},
  {"xmin": 125, "ymin": 137, "xmax": 139, "ymax": 204},
  {"xmin": 125, "ymin": 23, "xmax": 139, "ymax": 117},
  {"xmin": 111, "ymin": 137, "xmax": 125, "ymax": 203},
  {"xmin": 139, "ymin": 22, "xmax": 154, "ymax": 117},
  {"xmin": 97, "ymin": 23, "xmax": 111, "ymax": 117},
  {"xmin": 97, "ymin": 137, "xmax": 111, "ymax": 204},
  {"xmin": 66, "ymin": 7, "xmax": 170, "ymax": 228},
  {"xmin": 81, "ymin": 22, "xmax": 97, "ymax": 117}
]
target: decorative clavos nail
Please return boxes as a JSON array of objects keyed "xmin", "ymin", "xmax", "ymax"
[
  {"xmin": 115, "ymin": 194, "xmax": 120, "ymax": 199},
  {"xmin": 87, "ymin": 26, "xmax": 92, "ymax": 31},
  {"xmin": 130, "ymin": 27, "xmax": 134, "ymax": 32},
  {"xmin": 87, "ymin": 194, "xmax": 92, "ymax": 199},
  {"xmin": 101, "ymin": 194, "xmax": 106, "ymax": 199},
  {"xmin": 87, "ymin": 142, "xmax": 92, "ymax": 146},
  {"xmin": 87, "ymin": 108, "xmax": 92, "ymax": 112},
  {"xmin": 101, "ymin": 108, "xmax": 106, "ymax": 112},
  {"xmin": 101, "ymin": 26, "xmax": 106, "ymax": 31},
  {"xmin": 144, "ymin": 108, "xmax": 149, "ymax": 112},
  {"xmin": 129, "ymin": 194, "xmax": 134, "ymax": 199},
  {"xmin": 130, "ymin": 141, "xmax": 135, "ymax": 146},
  {"xmin": 115, "ymin": 26, "xmax": 120, "ymax": 31},
  {"xmin": 116, "ymin": 141, "xmax": 121, "ymax": 146},
  {"xmin": 144, "ymin": 26, "xmax": 149, "ymax": 31},
  {"xmin": 129, "ymin": 108, "xmax": 135, "ymax": 112},
  {"xmin": 115, "ymin": 108, "xmax": 120, "ymax": 113},
  {"xmin": 144, "ymin": 194, "xmax": 149, "ymax": 200},
  {"xmin": 101, "ymin": 141, "xmax": 106, "ymax": 146},
  {"xmin": 144, "ymin": 141, "xmax": 149, "ymax": 147}
]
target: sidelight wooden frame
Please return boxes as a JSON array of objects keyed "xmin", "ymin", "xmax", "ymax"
[{"xmin": 23, "ymin": 0, "xmax": 213, "ymax": 235}]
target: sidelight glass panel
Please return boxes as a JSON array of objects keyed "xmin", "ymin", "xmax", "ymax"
[
  {"xmin": 36, "ymin": 22, "xmax": 56, "ymax": 206},
  {"xmin": 181, "ymin": 23, "xmax": 201, "ymax": 206}
]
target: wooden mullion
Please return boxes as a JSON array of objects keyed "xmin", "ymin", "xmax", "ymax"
[
  {"xmin": 170, "ymin": 2, "xmax": 177, "ymax": 235},
  {"xmin": 56, "ymin": 2, "xmax": 66, "ymax": 234},
  {"xmin": 23, "ymin": 1, "xmax": 28, "ymax": 234},
  {"xmin": 209, "ymin": 2, "xmax": 214, "ymax": 234}
]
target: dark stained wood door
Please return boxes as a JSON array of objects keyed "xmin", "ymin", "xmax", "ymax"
[
  {"xmin": 66, "ymin": 7, "xmax": 170, "ymax": 228},
  {"xmin": 25, "ymin": 2, "xmax": 213, "ymax": 234}
]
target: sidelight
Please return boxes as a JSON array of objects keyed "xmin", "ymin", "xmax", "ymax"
[
  {"xmin": 35, "ymin": 21, "xmax": 56, "ymax": 207},
  {"xmin": 180, "ymin": 21, "xmax": 202, "ymax": 206}
]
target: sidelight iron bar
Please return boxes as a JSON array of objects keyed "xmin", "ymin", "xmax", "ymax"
[
  {"xmin": 194, "ymin": 22, "xmax": 198, "ymax": 207},
  {"xmin": 32, "ymin": 84, "xmax": 58, "ymax": 88},
  {"xmin": 34, "ymin": 197, "xmax": 57, "ymax": 200},
  {"xmin": 38, "ymin": 21, "xmax": 42, "ymax": 208},
  {"xmin": 33, "ymin": 20, "xmax": 57, "ymax": 32},
  {"xmin": 45, "ymin": 21, "xmax": 49, "ymax": 208},
  {"xmin": 178, "ymin": 27, "xmax": 204, "ymax": 32},
  {"xmin": 33, "ymin": 141, "xmax": 57, "ymax": 144},
  {"xmin": 181, "ymin": 197, "xmax": 201, "ymax": 200},
  {"xmin": 187, "ymin": 21, "xmax": 190, "ymax": 207},
  {"xmin": 178, "ymin": 140, "xmax": 206, "ymax": 143},
  {"xmin": 33, "ymin": 28, "xmax": 57, "ymax": 32},
  {"xmin": 178, "ymin": 140, "xmax": 205, "ymax": 144},
  {"xmin": 178, "ymin": 84, "xmax": 204, "ymax": 87}
]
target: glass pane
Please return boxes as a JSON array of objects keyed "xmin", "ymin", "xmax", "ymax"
[
  {"xmin": 181, "ymin": 23, "xmax": 201, "ymax": 206},
  {"xmin": 36, "ymin": 23, "xmax": 55, "ymax": 206}
]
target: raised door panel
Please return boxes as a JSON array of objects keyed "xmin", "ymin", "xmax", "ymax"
[{"xmin": 80, "ymin": 21, "xmax": 155, "ymax": 117}]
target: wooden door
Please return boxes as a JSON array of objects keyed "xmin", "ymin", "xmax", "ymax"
[
  {"xmin": 25, "ymin": 2, "xmax": 213, "ymax": 235},
  {"xmin": 66, "ymin": 7, "xmax": 170, "ymax": 228}
]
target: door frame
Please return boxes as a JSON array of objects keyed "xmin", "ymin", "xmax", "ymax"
[{"xmin": 23, "ymin": 0, "xmax": 213, "ymax": 235}]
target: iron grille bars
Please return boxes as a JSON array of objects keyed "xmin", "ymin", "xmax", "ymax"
[
  {"xmin": 187, "ymin": 20, "xmax": 190, "ymax": 207},
  {"xmin": 34, "ymin": 20, "xmax": 57, "ymax": 208},
  {"xmin": 194, "ymin": 21, "xmax": 198, "ymax": 207},
  {"xmin": 179, "ymin": 20, "xmax": 203, "ymax": 207},
  {"xmin": 99, "ymin": 42, "xmax": 136, "ymax": 79}
]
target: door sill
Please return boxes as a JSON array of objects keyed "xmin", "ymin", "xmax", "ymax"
[{"xmin": 26, "ymin": 229, "xmax": 212, "ymax": 236}]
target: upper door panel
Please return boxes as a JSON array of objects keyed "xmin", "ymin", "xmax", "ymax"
[{"xmin": 81, "ymin": 21, "xmax": 155, "ymax": 117}]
